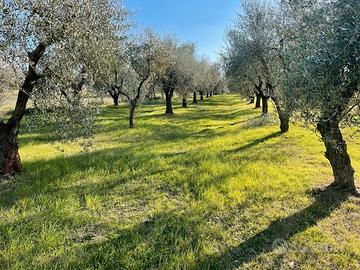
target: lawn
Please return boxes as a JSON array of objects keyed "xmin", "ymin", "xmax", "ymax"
[{"xmin": 0, "ymin": 95, "xmax": 359, "ymax": 269}]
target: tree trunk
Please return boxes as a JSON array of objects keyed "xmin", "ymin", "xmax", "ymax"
[
  {"xmin": 129, "ymin": 105, "xmax": 136, "ymax": 128},
  {"xmin": 200, "ymin": 91, "xmax": 204, "ymax": 101},
  {"xmin": 279, "ymin": 113, "xmax": 289, "ymax": 133},
  {"xmin": 317, "ymin": 120, "xmax": 356, "ymax": 193},
  {"xmin": 271, "ymin": 96, "xmax": 290, "ymax": 133},
  {"xmin": 182, "ymin": 97, "xmax": 188, "ymax": 108},
  {"xmin": 0, "ymin": 124, "xmax": 21, "ymax": 177},
  {"xmin": 193, "ymin": 92, "xmax": 197, "ymax": 104},
  {"xmin": 255, "ymin": 94, "xmax": 261, "ymax": 108},
  {"xmin": 248, "ymin": 96, "xmax": 255, "ymax": 104},
  {"xmin": 210, "ymin": 92, "xmax": 213, "ymax": 97},
  {"xmin": 165, "ymin": 90, "xmax": 174, "ymax": 115},
  {"xmin": 262, "ymin": 96, "xmax": 269, "ymax": 114},
  {"xmin": 206, "ymin": 92, "xmax": 209, "ymax": 98},
  {"xmin": 113, "ymin": 94, "xmax": 119, "ymax": 106},
  {"xmin": 0, "ymin": 43, "xmax": 46, "ymax": 178}
]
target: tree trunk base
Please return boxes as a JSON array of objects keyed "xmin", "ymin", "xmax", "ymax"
[
  {"xmin": 0, "ymin": 127, "xmax": 22, "ymax": 178},
  {"xmin": 317, "ymin": 120, "xmax": 357, "ymax": 193},
  {"xmin": 279, "ymin": 116, "xmax": 289, "ymax": 133}
]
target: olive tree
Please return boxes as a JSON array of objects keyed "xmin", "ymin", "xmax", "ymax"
[
  {"xmin": 208, "ymin": 63, "xmax": 225, "ymax": 96},
  {"xmin": 222, "ymin": 31, "xmax": 267, "ymax": 110},
  {"xmin": 193, "ymin": 58, "xmax": 212, "ymax": 102},
  {"xmin": 93, "ymin": 34, "xmax": 131, "ymax": 107},
  {"xmin": 116, "ymin": 30, "xmax": 158, "ymax": 128},
  {"xmin": 172, "ymin": 43, "xmax": 197, "ymax": 108},
  {"xmin": 223, "ymin": 0, "xmax": 290, "ymax": 132},
  {"xmin": 0, "ymin": 0, "xmax": 128, "ymax": 177},
  {"xmin": 282, "ymin": 0, "xmax": 360, "ymax": 193},
  {"xmin": 155, "ymin": 37, "xmax": 196, "ymax": 114}
]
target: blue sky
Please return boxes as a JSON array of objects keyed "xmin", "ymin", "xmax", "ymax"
[{"xmin": 124, "ymin": 0, "xmax": 241, "ymax": 62}]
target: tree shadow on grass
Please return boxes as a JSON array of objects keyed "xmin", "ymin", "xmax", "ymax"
[
  {"xmin": 226, "ymin": 131, "xmax": 283, "ymax": 155},
  {"xmin": 0, "ymin": 145, "xmax": 167, "ymax": 209},
  {"xmin": 195, "ymin": 185, "xmax": 351, "ymax": 269},
  {"xmin": 67, "ymin": 210, "xmax": 207, "ymax": 270}
]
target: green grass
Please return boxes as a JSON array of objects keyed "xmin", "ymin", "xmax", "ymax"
[{"xmin": 1, "ymin": 94, "xmax": 359, "ymax": 269}]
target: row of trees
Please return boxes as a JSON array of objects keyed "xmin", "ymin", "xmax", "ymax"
[
  {"xmin": 0, "ymin": 0, "xmax": 223, "ymax": 177},
  {"xmin": 223, "ymin": 0, "xmax": 359, "ymax": 193},
  {"xmin": 99, "ymin": 34, "xmax": 223, "ymax": 127}
]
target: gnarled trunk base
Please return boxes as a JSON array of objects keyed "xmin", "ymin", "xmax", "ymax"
[
  {"xmin": 0, "ymin": 126, "xmax": 22, "ymax": 177},
  {"xmin": 317, "ymin": 120, "xmax": 356, "ymax": 193},
  {"xmin": 279, "ymin": 114, "xmax": 289, "ymax": 133}
]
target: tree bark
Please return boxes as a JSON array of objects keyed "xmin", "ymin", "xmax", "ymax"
[
  {"xmin": 0, "ymin": 123, "xmax": 21, "ymax": 177},
  {"xmin": 0, "ymin": 43, "xmax": 46, "ymax": 177},
  {"xmin": 108, "ymin": 90, "xmax": 119, "ymax": 106},
  {"xmin": 248, "ymin": 96, "xmax": 255, "ymax": 104},
  {"xmin": 182, "ymin": 97, "xmax": 188, "ymax": 108},
  {"xmin": 193, "ymin": 92, "xmax": 197, "ymax": 104},
  {"xmin": 210, "ymin": 92, "xmax": 213, "ymax": 97},
  {"xmin": 129, "ymin": 104, "xmax": 136, "ymax": 128},
  {"xmin": 279, "ymin": 112, "xmax": 289, "ymax": 133},
  {"xmin": 317, "ymin": 120, "xmax": 356, "ymax": 193},
  {"xmin": 261, "ymin": 95, "xmax": 269, "ymax": 114},
  {"xmin": 271, "ymin": 96, "xmax": 290, "ymax": 133},
  {"xmin": 113, "ymin": 95, "xmax": 119, "ymax": 106},
  {"xmin": 200, "ymin": 91, "xmax": 204, "ymax": 101},
  {"xmin": 165, "ymin": 89, "xmax": 174, "ymax": 115},
  {"xmin": 255, "ymin": 94, "xmax": 261, "ymax": 108},
  {"xmin": 206, "ymin": 92, "xmax": 209, "ymax": 98}
]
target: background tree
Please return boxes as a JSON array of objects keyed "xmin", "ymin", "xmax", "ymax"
[
  {"xmin": 193, "ymin": 58, "xmax": 211, "ymax": 102},
  {"xmin": 93, "ymin": 36, "xmax": 130, "ymax": 107},
  {"xmin": 208, "ymin": 63, "xmax": 225, "ymax": 96},
  {"xmin": 155, "ymin": 37, "xmax": 178, "ymax": 115},
  {"xmin": 0, "ymin": 0, "xmax": 128, "ymax": 177},
  {"xmin": 116, "ymin": 30, "xmax": 158, "ymax": 128},
  {"xmin": 223, "ymin": 0, "xmax": 290, "ymax": 132},
  {"xmin": 172, "ymin": 43, "xmax": 197, "ymax": 108}
]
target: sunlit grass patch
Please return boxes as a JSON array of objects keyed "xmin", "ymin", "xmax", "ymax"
[{"xmin": 0, "ymin": 95, "xmax": 359, "ymax": 269}]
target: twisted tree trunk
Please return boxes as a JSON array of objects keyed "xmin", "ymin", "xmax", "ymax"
[
  {"xmin": 317, "ymin": 119, "xmax": 356, "ymax": 193},
  {"xmin": 108, "ymin": 89, "xmax": 119, "ymax": 106},
  {"xmin": 0, "ymin": 43, "xmax": 46, "ymax": 177},
  {"xmin": 0, "ymin": 123, "xmax": 21, "ymax": 177},
  {"xmin": 271, "ymin": 96, "xmax": 289, "ymax": 133}
]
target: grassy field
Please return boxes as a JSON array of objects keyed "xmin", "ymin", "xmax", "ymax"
[{"xmin": 0, "ymin": 94, "xmax": 359, "ymax": 269}]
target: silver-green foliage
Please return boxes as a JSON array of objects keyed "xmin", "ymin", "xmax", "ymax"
[{"xmin": 0, "ymin": 0, "xmax": 129, "ymax": 142}]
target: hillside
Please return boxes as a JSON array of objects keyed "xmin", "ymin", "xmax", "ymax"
[{"xmin": 1, "ymin": 95, "xmax": 359, "ymax": 269}]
